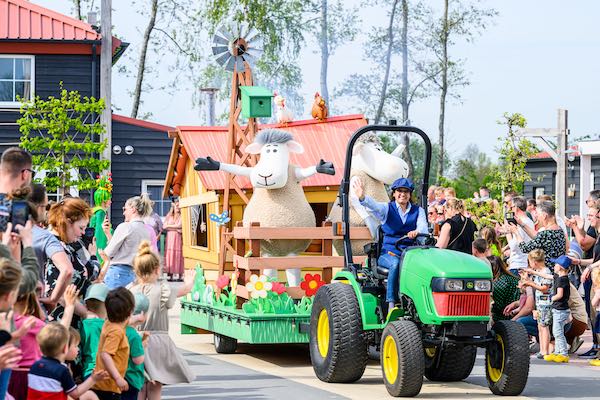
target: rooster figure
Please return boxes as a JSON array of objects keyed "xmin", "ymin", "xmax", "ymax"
[
  {"xmin": 274, "ymin": 92, "xmax": 294, "ymax": 126},
  {"xmin": 311, "ymin": 92, "xmax": 328, "ymax": 121}
]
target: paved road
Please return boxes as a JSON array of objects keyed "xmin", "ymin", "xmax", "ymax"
[{"xmin": 163, "ymin": 297, "xmax": 600, "ymax": 399}]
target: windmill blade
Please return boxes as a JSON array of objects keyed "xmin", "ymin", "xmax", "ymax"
[
  {"xmin": 235, "ymin": 57, "xmax": 246, "ymax": 72},
  {"xmin": 224, "ymin": 56, "xmax": 236, "ymax": 71},
  {"xmin": 247, "ymin": 47, "xmax": 263, "ymax": 59},
  {"xmin": 245, "ymin": 27, "xmax": 259, "ymax": 43},
  {"xmin": 212, "ymin": 45, "xmax": 229, "ymax": 56},
  {"xmin": 212, "ymin": 34, "xmax": 229, "ymax": 46},
  {"xmin": 218, "ymin": 28, "xmax": 234, "ymax": 41},
  {"xmin": 239, "ymin": 22, "xmax": 250, "ymax": 39},
  {"xmin": 241, "ymin": 53, "xmax": 256, "ymax": 66},
  {"xmin": 215, "ymin": 52, "xmax": 232, "ymax": 67},
  {"xmin": 248, "ymin": 37, "xmax": 263, "ymax": 51}
]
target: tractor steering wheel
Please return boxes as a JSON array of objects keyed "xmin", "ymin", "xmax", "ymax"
[{"xmin": 394, "ymin": 233, "xmax": 435, "ymax": 251}]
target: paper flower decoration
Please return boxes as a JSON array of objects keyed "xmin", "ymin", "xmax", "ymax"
[
  {"xmin": 271, "ymin": 282, "xmax": 286, "ymax": 295},
  {"xmin": 216, "ymin": 275, "xmax": 230, "ymax": 290},
  {"xmin": 300, "ymin": 273, "xmax": 325, "ymax": 296},
  {"xmin": 230, "ymin": 271, "xmax": 239, "ymax": 293},
  {"xmin": 246, "ymin": 274, "xmax": 272, "ymax": 299}
]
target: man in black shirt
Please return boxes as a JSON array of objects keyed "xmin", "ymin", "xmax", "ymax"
[{"xmin": 567, "ymin": 190, "xmax": 600, "ymax": 357}]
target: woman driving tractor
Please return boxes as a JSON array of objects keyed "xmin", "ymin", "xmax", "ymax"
[{"xmin": 352, "ymin": 177, "xmax": 428, "ymax": 311}]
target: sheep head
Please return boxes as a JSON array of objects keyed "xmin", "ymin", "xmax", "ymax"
[
  {"xmin": 245, "ymin": 129, "xmax": 304, "ymax": 189},
  {"xmin": 352, "ymin": 141, "xmax": 409, "ymax": 185}
]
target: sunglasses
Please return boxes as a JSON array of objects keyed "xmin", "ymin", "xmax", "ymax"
[{"xmin": 22, "ymin": 168, "xmax": 35, "ymax": 178}]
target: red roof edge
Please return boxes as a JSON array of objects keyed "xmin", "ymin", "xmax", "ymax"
[
  {"xmin": 176, "ymin": 114, "xmax": 366, "ymax": 132},
  {"xmin": 112, "ymin": 114, "xmax": 174, "ymax": 132},
  {"xmin": 530, "ymin": 145, "xmax": 579, "ymax": 160}
]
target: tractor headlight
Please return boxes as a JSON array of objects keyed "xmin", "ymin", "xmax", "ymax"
[
  {"xmin": 474, "ymin": 280, "xmax": 492, "ymax": 291},
  {"xmin": 444, "ymin": 279, "xmax": 464, "ymax": 291}
]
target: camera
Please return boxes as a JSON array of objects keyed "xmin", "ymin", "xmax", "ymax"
[{"xmin": 505, "ymin": 211, "xmax": 518, "ymax": 226}]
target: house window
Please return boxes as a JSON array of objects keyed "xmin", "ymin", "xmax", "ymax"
[
  {"xmin": 142, "ymin": 180, "xmax": 170, "ymax": 217},
  {"xmin": 34, "ymin": 169, "xmax": 79, "ymax": 202},
  {"xmin": 190, "ymin": 204, "xmax": 209, "ymax": 248},
  {"xmin": 534, "ymin": 187, "xmax": 545, "ymax": 199},
  {"xmin": 0, "ymin": 56, "xmax": 34, "ymax": 106}
]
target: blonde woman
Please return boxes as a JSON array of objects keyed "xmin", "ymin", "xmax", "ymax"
[
  {"xmin": 101, "ymin": 194, "xmax": 152, "ymax": 289},
  {"xmin": 163, "ymin": 199, "xmax": 184, "ymax": 281},
  {"xmin": 436, "ymin": 198, "xmax": 477, "ymax": 254}
]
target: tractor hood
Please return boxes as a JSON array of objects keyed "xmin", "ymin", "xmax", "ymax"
[
  {"xmin": 399, "ymin": 247, "xmax": 493, "ymax": 324},
  {"xmin": 401, "ymin": 247, "xmax": 493, "ymax": 281}
]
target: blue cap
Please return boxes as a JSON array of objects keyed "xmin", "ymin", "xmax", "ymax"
[
  {"xmin": 391, "ymin": 178, "xmax": 414, "ymax": 192},
  {"xmin": 133, "ymin": 293, "xmax": 150, "ymax": 315},
  {"xmin": 549, "ymin": 255, "xmax": 572, "ymax": 269}
]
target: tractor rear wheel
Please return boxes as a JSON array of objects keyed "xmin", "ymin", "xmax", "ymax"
[
  {"xmin": 486, "ymin": 320, "xmax": 530, "ymax": 395},
  {"xmin": 380, "ymin": 320, "xmax": 424, "ymax": 397},
  {"xmin": 309, "ymin": 283, "xmax": 368, "ymax": 383},
  {"xmin": 424, "ymin": 345, "xmax": 477, "ymax": 382}
]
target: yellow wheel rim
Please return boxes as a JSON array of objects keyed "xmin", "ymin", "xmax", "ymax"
[
  {"xmin": 425, "ymin": 347, "xmax": 437, "ymax": 359},
  {"xmin": 487, "ymin": 335, "xmax": 505, "ymax": 383},
  {"xmin": 383, "ymin": 335, "xmax": 399, "ymax": 385},
  {"xmin": 317, "ymin": 309, "xmax": 330, "ymax": 358}
]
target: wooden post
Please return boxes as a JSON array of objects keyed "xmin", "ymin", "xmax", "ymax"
[
  {"xmin": 321, "ymin": 221, "xmax": 333, "ymax": 283},
  {"xmin": 100, "ymin": 0, "xmax": 112, "ymax": 216},
  {"xmin": 556, "ymin": 109, "xmax": 568, "ymax": 219}
]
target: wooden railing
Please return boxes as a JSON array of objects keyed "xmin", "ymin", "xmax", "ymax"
[{"xmin": 233, "ymin": 221, "xmax": 370, "ymax": 300}]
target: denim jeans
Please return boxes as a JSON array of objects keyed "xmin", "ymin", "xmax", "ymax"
[
  {"xmin": 0, "ymin": 369, "xmax": 11, "ymax": 400},
  {"xmin": 516, "ymin": 315, "xmax": 539, "ymax": 338},
  {"xmin": 552, "ymin": 308, "xmax": 571, "ymax": 355},
  {"xmin": 104, "ymin": 264, "xmax": 135, "ymax": 290},
  {"xmin": 378, "ymin": 253, "xmax": 401, "ymax": 303}
]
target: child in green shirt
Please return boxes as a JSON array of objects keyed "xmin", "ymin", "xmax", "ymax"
[
  {"xmin": 80, "ymin": 283, "xmax": 109, "ymax": 379},
  {"xmin": 121, "ymin": 292, "xmax": 149, "ymax": 400}
]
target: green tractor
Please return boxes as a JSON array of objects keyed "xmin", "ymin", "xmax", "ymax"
[{"xmin": 309, "ymin": 124, "xmax": 530, "ymax": 397}]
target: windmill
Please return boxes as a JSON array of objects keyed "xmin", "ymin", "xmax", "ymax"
[{"xmin": 211, "ymin": 21, "xmax": 264, "ymax": 277}]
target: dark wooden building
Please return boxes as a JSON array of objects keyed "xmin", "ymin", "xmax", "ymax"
[{"xmin": 0, "ymin": 0, "xmax": 173, "ymax": 224}]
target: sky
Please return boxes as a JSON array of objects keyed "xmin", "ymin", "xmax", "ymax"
[{"xmin": 33, "ymin": 0, "xmax": 600, "ymax": 161}]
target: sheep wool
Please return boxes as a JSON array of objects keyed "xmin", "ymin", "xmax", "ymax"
[
  {"xmin": 243, "ymin": 165, "xmax": 316, "ymax": 256},
  {"xmin": 329, "ymin": 169, "xmax": 389, "ymax": 255}
]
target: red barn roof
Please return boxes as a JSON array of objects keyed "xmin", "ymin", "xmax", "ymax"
[
  {"xmin": 0, "ymin": 0, "xmax": 122, "ymax": 54},
  {"xmin": 165, "ymin": 115, "xmax": 367, "ymax": 196}
]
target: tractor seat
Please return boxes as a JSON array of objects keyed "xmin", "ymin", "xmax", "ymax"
[{"xmin": 363, "ymin": 241, "xmax": 389, "ymax": 277}]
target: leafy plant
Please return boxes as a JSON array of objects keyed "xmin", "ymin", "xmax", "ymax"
[
  {"xmin": 18, "ymin": 84, "xmax": 109, "ymax": 194},
  {"xmin": 490, "ymin": 112, "xmax": 538, "ymax": 194}
]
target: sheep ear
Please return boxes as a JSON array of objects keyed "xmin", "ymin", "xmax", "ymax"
[
  {"xmin": 287, "ymin": 140, "xmax": 304, "ymax": 153},
  {"xmin": 391, "ymin": 144, "xmax": 405, "ymax": 158},
  {"xmin": 245, "ymin": 143, "xmax": 263, "ymax": 154},
  {"xmin": 352, "ymin": 142, "xmax": 364, "ymax": 156}
]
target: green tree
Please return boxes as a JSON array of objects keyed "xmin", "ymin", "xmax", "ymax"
[
  {"xmin": 417, "ymin": 0, "xmax": 497, "ymax": 179},
  {"xmin": 490, "ymin": 112, "xmax": 537, "ymax": 194},
  {"xmin": 444, "ymin": 144, "xmax": 495, "ymax": 198},
  {"xmin": 17, "ymin": 85, "xmax": 109, "ymax": 194}
]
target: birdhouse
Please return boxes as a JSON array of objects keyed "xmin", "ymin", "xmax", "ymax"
[{"xmin": 240, "ymin": 86, "xmax": 273, "ymax": 118}]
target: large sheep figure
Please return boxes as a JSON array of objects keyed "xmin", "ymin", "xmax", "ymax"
[
  {"xmin": 328, "ymin": 137, "xmax": 409, "ymax": 255},
  {"xmin": 194, "ymin": 129, "xmax": 335, "ymax": 286}
]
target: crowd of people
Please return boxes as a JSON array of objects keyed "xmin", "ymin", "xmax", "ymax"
[
  {"xmin": 426, "ymin": 183, "xmax": 600, "ymax": 364},
  {"xmin": 0, "ymin": 147, "xmax": 192, "ymax": 400}
]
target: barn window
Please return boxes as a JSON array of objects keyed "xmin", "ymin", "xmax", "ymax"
[
  {"xmin": 191, "ymin": 203, "xmax": 209, "ymax": 248},
  {"xmin": 0, "ymin": 56, "xmax": 34, "ymax": 106}
]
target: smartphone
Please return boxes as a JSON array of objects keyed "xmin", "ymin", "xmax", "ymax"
[
  {"xmin": 82, "ymin": 226, "xmax": 95, "ymax": 247},
  {"xmin": 10, "ymin": 200, "xmax": 30, "ymax": 230}
]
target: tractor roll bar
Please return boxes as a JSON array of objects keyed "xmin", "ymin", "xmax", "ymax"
[{"xmin": 341, "ymin": 124, "xmax": 433, "ymax": 269}]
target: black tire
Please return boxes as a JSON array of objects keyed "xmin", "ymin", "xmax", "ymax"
[
  {"xmin": 380, "ymin": 320, "xmax": 424, "ymax": 397},
  {"xmin": 424, "ymin": 345, "xmax": 477, "ymax": 382},
  {"xmin": 485, "ymin": 320, "xmax": 530, "ymax": 396},
  {"xmin": 214, "ymin": 333, "xmax": 237, "ymax": 354},
  {"xmin": 309, "ymin": 283, "xmax": 368, "ymax": 383}
]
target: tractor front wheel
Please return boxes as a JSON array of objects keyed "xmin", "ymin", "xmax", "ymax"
[
  {"xmin": 485, "ymin": 320, "xmax": 530, "ymax": 396},
  {"xmin": 380, "ymin": 320, "xmax": 424, "ymax": 397},
  {"xmin": 309, "ymin": 283, "xmax": 368, "ymax": 383}
]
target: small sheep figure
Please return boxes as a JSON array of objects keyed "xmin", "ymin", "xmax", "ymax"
[
  {"xmin": 328, "ymin": 137, "xmax": 409, "ymax": 255},
  {"xmin": 194, "ymin": 129, "xmax": 335, "ymax": 286}
]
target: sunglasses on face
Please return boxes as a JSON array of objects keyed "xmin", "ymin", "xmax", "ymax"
[{"xmin": 22, "ymin": 168, "xmax": 35, "ymax": 178}]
